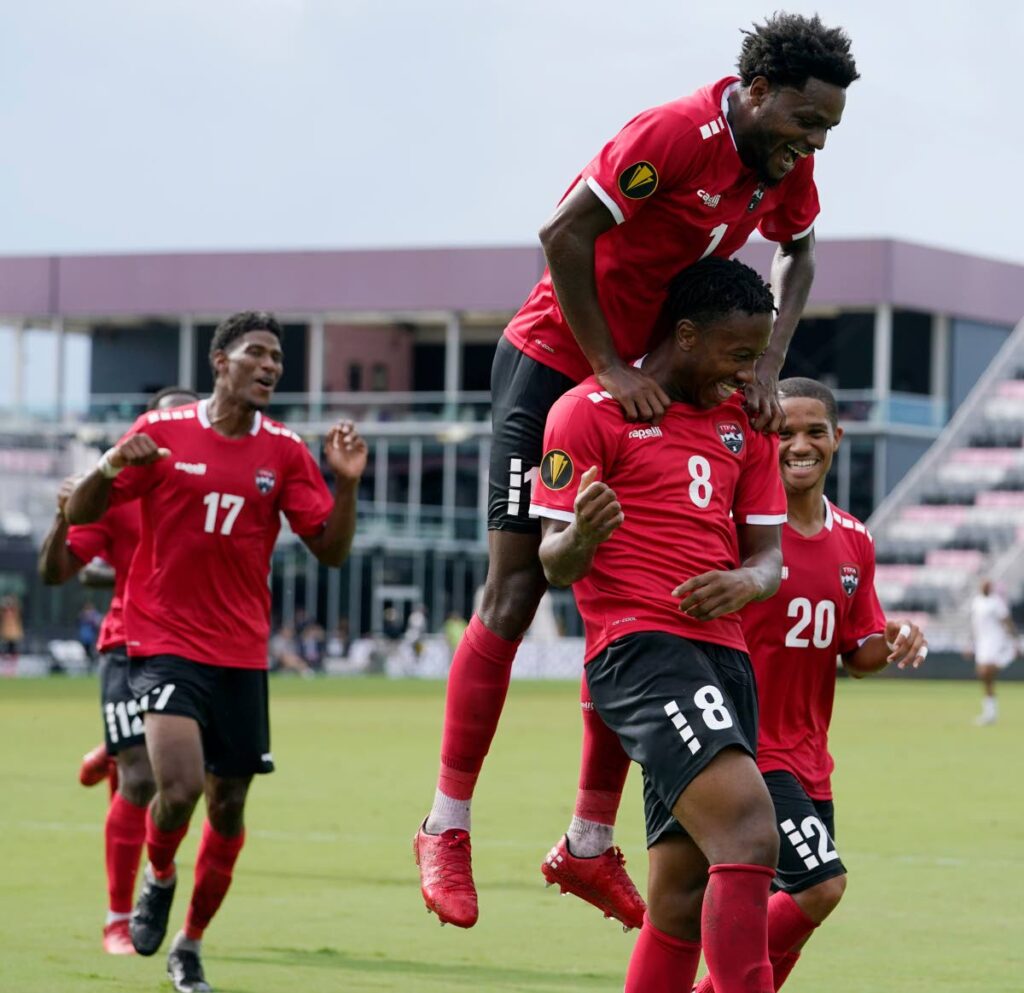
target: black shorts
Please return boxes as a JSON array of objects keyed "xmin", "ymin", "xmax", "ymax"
[
  {"xmin": 99, "ymin": 647, "xmax": 146, "ymax": 754},
  {"xmin": 128, "ymin": 655, "xmax": 275, "ymax": 778},
  {"xmin": 764, "ymin": 770, "xmax": 846, "ymax": 893},
  {"xmin": 586, "ymin": 631, "xmax": 759, "ymax": 847},
  {"xmin": 487, "ymin": 336, "xmax": 576, "ymax": 533}
]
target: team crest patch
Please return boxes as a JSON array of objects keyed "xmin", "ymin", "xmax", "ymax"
[
  {"xmin": 540, "ymin": 449, "xmax": 574, "ymax": 491},
  {"xmin": 716, "ymin": 422, "xmax": 744, "ymax": 455},
  {"xmin": 840, "ymin": 563, "xmax": 859, "ymax": 597},
  {"xmin": 255, "ymin": 468, "xmax": 276, "ymax": 495},
  {"xmin": 617, "ymin": 161, "xmax": 658, "ymax": 200}
]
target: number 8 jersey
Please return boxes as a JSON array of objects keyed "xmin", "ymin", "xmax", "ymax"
[
  {"xmin": 108, "ymin": 400, "xmax": 335, "ymax": 669},
  {"xmin": 741, "ymin": 498, "xmax": 887, "ymax": 800},
  {"xmin": 530, "ymin": 380, "xmax": 786, "ymax": 662}
]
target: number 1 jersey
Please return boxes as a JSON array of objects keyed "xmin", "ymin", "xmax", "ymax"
[
  {"xmin": 741, "ymin": 499, "xmax": 886, "ymax": 799},
  {"xmin": 530, "ymin": 382, "xmax": 786, "ymax": 661},
  {"xmin": 108, "ymin": 400, "xmax": 335, "ymax": 669}
]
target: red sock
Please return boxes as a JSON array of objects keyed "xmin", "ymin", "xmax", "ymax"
[
  {"xmin": 624, "ymin": 913, "xmax": 702, "ymax": 992},
  {"xmin": 693, "ymin": 888, "xmax": 818, "ymax": 993},
  {"xmin": 701, "ymin": 863, "xmax": 774, "ymax": 993},
  {"xmin": 436, "ymin": 615, "xmax": 520, "ymax": 799},
  {"xmin": 183, "ymin": 820, "xmax": 245, "ymax": 941},
  {"xmin": 105, "ymin": 793, "xmax": 147, "ymax": 914},
  {"xmin": 574, "ymin": 672, "xmax": 630, "ymax": 824},
  {"xmin": 146, "ymin": 807, "xmax": 190, "ymax": 880}
]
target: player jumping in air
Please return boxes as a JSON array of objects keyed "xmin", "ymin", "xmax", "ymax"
[
  {"xmin": 415, "ymin": 11, "xmax": 858, "ymax": 929},
  {"xmin": 39, "ymin": 387, "xmax": 198, "ymax": 954},
  {"xmin": 66, "ymin": 312, "xmax": 367, "ymax": 993},
  {"xmin": 532, "ymin": 258, "xmax": 786, "ymax": 993}
]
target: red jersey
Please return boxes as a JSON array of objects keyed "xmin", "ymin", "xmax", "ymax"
[
  {"xmin": 504, "ymin": 77, "xmax": 819, "ymax": 383},
  {"xmin": 742, "ymin": 499, "xmax": 886, "ymax": 799},
  {"xmin": 530, "ymin": 379, "xmax": 786, "ymax": 661},
  {"xmin": 65, "ymin": 502, "xmax": 141, "ymax": 653},
  {"xmin": 108, "ymin": 400, "xmax": 335, "ymax": 669}
]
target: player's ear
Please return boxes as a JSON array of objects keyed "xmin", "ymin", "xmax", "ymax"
[
  {"xmin": 211, "ymin": 349, "xmax": 228, "ymax": 377},
  {"xmin": 833, "ymin": 424, "xmax": 844, "ymax": 450},
  {"xmin": 747, "ymin": 75, "xmax": 770, "ymax": 106},
  {"xmin": 675, "ymin": 319, "xmax": 699, "ymax": 352}
]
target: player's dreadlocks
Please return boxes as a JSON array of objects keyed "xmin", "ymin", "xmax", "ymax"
[
  {"xmin": 737, "ymin": 13, "xmax": 859, "ymax": 90},
  {"xmin": 666, "ymin": 256, "xmax": 775, "ymax": 329},
  {"xmin": 209, "ymin": 310, "xmax": 283, "ymax": 362},
  {"xmin": 779, "ymin": 377, "xmax": 839, "ymax": 428}
]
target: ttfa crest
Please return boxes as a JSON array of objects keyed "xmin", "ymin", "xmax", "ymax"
[
  {"xmin": 717, "ymin": 422, "xmax": 744, "ymax": 455},
  {"xmin": 255, "ymin": 468, "xmax": 276, "ymax": 495},
  {"xmin": 840, "ymin": 563, "xmax": 859, "ymax": 597}
]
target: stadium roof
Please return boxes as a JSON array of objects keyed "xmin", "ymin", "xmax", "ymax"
[{"xmin": 1, "ymin": 239, "xmax": 1021, "ymax": 326}]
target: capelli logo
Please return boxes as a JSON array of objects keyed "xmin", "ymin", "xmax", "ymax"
[
  {"xmin": 697, "ymin": 189, "xmax": 721, "ymax": 208},
  {"xmin": 174, "ymin": 461, "xmax": 207, "ymax": 475},
  {"xmin": 628, "ymin": 426, "xmax": 663, "ymax": 440}
]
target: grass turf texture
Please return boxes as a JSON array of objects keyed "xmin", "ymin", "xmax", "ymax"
[{"xmin": 1, "ymin": 676, "xmax": 1021, "ymax": 993}]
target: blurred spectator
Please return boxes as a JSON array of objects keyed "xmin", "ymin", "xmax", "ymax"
[
  {"xmin": 77, "ymin": 601, "xmax": 102, "ymax": 666},
  {"xmin": 269, "ymin": 625, "xmax": 313, "ymax": 677},
  {"xmin": 1, "ymin": 595, "xmax": 24, "ymax": 664},
  {"xmin": 327, "ymin": 618, "xmax": 351, "ymax": 660},
  {"xmin": 968, "ymin": 578, "xmax": 1018, "ymax": 725},
  {"xmin": 443, "ymin": 611, "xmax": 468, "ymax": 657},
  {"xmin": 299, "ymin": 620, "xmax": 326, "ymax": 672},
  {"xmin": 404, "ymin": 603, "xmax": 428, "ymax": 660}
]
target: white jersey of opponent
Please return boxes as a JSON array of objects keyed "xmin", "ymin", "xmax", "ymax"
[{"xmin": 970, "ymin": 592, "xmax": 1016, "ymax": 667}]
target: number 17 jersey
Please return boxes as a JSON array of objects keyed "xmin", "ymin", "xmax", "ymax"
[{"xmin": 109, "ymin": 400, "xmax": 334, "ymax": 669}]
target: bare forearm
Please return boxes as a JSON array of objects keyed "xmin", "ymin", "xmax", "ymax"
[
  {"xmin": 843, "ymin": 634, "xmax": 889, "ymax": 677},
  {"xmin": 539, "ymin": 525, "xmax": 599, "ymax": 588},
  {"xmin": 309, "ymin": 479, "xmax": 359, "ymax": 567},
  {"xmin": 65, "ymin": 471, "xmax": 114, "ymax": 525},
  {"xmin": 542, "ymin": 227, "xmax": 620, "ymax": 375},
  {"xmin": 738, "ymin": 547, "xmax": 783, "ymax": 603},
  {"xmin": 38, "ymin": 516, "xmax": 81, "ymax": 584},
  {"xmin": 765, "ymin": 237, "xmax": 816, "ymax": 373}
]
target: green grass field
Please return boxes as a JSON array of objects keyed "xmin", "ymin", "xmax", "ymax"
[{"xmin": 2, "ymin": 676, "xmax": 1022, "ymax": 993}]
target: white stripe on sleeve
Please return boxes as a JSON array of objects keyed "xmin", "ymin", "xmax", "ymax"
[
  {"xmin": 745, "ymin": 513, "xmax": 788, "ymax": 525},
  {"xmin": 584, "ymin": 177, "xmax": 626, "ymax": 225},
  {"xmin": 529, "ymin": 504, "xmax": 577, "ymax": 524}
]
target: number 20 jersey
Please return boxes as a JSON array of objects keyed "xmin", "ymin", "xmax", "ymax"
[
  {"xmin": 741, "ymin": 499, "xmax": 886, "ymax": 800},
  {"xmin": 109, "ymin": 400, "xmax": 334, "ymax": 669},
  {"xmin": 529, "ymin": 382, "xmax": 786, "ymax": 662}
]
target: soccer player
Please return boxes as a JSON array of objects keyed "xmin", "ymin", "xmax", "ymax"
[
  {"xmin": 968, "ymin": 578, "xmax": 1017, "ymax": 725},
  {"xmin": 533, "ymin": 258, "xmax": 787, "ymax": 993},
  {"xmin": 691, "ymin": 378, "xmax": 927, "ymax": 992},
  {"xmin": 415, "ymin": 12, "xmax": 859, "ymax": 927},
  {"xmin": 39, "ymin": 387, "xmax": 197, "ymax": 955},
  {"xmin": 66, "ymin": 312, "xmax": 367, "ymax": 993}
]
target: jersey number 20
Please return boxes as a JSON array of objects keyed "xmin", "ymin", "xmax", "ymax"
[{"xmin": 785, "ymin": 597, "xmax": 836, "ymax": 649}]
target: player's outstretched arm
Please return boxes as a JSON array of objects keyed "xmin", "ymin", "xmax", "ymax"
[
  {"xmin": 746, "ymin": 233, "xmax": 816, "ymax": 433},
  {"xmin": 303, "ymin": 420, "xmax": 368, "ymax": 567},
  {"xmin": 540, "ymin": 183, "xmax": 670, "ymax": 425},
  {"xmin": 843, "ymin": 619, "xmax": 928, "ymax": 678},
  {"xmin": 673, "ymin": 523, "xmax": 782, "ymax": 620},
  {"xmin": 38, "ymin": 475, "xmax": 87, "ymax": 585},
  {"xmin": 538, "ymin": 466, "xmax": 623, "ymax": 587},
  {"xmin": 65, "ymin": 434, "xmax": 169, "ymax": 525}
]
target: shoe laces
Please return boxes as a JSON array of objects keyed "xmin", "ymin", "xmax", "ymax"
[{"xmin": 434, "ymin": 830, "xmax": 474, "ymax": 889}]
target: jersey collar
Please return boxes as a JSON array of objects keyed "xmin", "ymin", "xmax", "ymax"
[
  {"xmin": 822, "ymin": 496, "xmax": 834, "ymax": 531},
  {"xmin": 720, "ymin": 80, "xmax": 740, "ymax": 151},
  {"xmin": 196, "ymin": 398, "xmax": 262, "ymax": 436}
]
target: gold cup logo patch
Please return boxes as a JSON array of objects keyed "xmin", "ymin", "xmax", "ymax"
[
  {"xmin": 617, "ymin": 161, "xmax": 658, "ymax": 200},
  {"xmin": 540, "ymin": 449, "xmax": 574, "ymax": 491}
]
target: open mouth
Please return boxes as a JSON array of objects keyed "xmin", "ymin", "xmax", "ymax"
[
  {"xmin": 784, "ymin": 457, "xmax": 820, "ymax": 472},
  {"xmin": 716, "ymin": 381, "xmax": 741, "ymax": 400},
  {"xmin": 780, "ymin": 143, "xmax": 811, "ymax": 171}
]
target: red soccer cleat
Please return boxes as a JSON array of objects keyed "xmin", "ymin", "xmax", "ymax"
[
  {"xmin": 541, "ymin": 836, "xmax": 646, "ymax": 930},
  {"xmin": 413, "ymin": 822, "xmax": 479, "ymax": 928},
  {"xmin": 79, "ymin": 744, "xmax": 112, "ymax": 787},
  {"xmin": 102, "ymin": 919, "xmax": 136, "ymax": 955}
]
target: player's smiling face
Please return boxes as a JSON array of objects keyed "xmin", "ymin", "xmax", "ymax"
[
  {"xmin": 217, "ymin": 330, "xmax": 284, "ymax": 410},
  {"xmin": 674, "ymin": 311, "xmax": 771, "ymax": 409},
  {"xmin": 745, "ymin": 76, "xmax": 846, "ymax": 185},
  {"xmin": 778, "ymin": 396, "xmax": 843, "ymax": 494}
]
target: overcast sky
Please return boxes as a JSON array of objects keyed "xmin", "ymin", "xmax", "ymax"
[{"xmin": 2, "ymin": 1, "xmax": 1021, "ymax": 263}]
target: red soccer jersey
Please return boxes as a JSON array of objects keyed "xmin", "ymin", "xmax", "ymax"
[
  {"xmin": 108, "ymin": 400, "xmax": 334, "ymax": 669},
  {"xmin": 504, "ymin": 76, "xmax": 819, "ymax": 383},
  {"xmin": 65, "ymin": 502, "xmax": 141, "ymax": 652},
  {"xmin": 530, "ymin": 381, "xmax": 786, "ymax": 661},
  {"xmin": 742, "ymin": 499, "xmax": 887, "ymax": 799}
]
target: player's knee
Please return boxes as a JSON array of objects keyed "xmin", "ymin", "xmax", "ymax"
[
  {"xmin": 801, "ymin": 873, "xmax": 846, "ymax": 920},
  {"xmin": 206, "ymin": 781, "xmax": 250, "ymax": 836},
  {"xmin": 707, "ymin": 799, "xmax": 778, "ymax": 868},
  {"xmin": 647, "ymin": 876, "xmax": 704, "ymax": 941},
  {"xmin": 118, "ymin": 767, "xmax": 156, "ymax": 807},
  {"xmin": 477, "ymin": 571, "xmax": 547, "ymax": 638}
]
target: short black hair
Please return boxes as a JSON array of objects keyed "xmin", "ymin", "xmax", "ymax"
[
  {"xmin": 737, "ymin": 13, "xmax": 859, "ymax": 90},
  {"xmin": 146, "ymin": 385, "xmax": 199, "ymax": 411},
  {"xmin": 209, "ymin": 311, "xmax": 283, "ymax": 363},
  {"xmin": 779, "ymin": 376, "xmax": 839, "ymax": 428},
  {"xmin": 666, "ymin": 256, "xmax": 775, "ymax": 328}
]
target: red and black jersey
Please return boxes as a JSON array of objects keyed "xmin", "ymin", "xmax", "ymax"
[
  {"xmin": 108, "ymin": 400, "xmax": 334, "ymax": 669},
  {"xmin": 742, "ymin": 499, "xmax": 886, "ymax": 799},
  {"xmin": 66, "ymin": 502, "xmax": 141, "ymax": 652},
  {"xmin": 504, "ymin": 76, "xmax": 819, "ymax": 383},
  {"xmin": 530, "ymin": 380, "xmax": 785, "ymax": 661}
]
